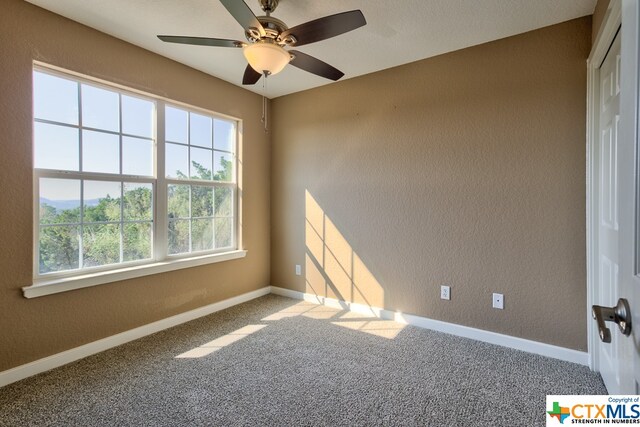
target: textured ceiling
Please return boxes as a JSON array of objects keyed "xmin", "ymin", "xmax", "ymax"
[{"xmin": 25, "ymin": 0, "xmax": 596, "ymax": 98}]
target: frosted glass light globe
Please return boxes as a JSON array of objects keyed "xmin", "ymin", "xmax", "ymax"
[{"xmin": 243, "ymin": 42, "xmax": 291, "ymax": 76}]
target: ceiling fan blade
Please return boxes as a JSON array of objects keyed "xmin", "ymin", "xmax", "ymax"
[
  {"xmin": 289, "ymin": 50, "xmax": 344, "ymax": 81},
  {"xmin": 280, "ymin": 10, "xmax": 366, "ymax": 47},
  {"xmin": 242, "ymin": 64, "xmax": 262, "ymax": 85},
  {"xmin": 158, "ymin": 35, "xmax": 245, "ymax": 48},
  {"xmin": 219, "ymin": 0, "xmax": 266, "ymax": 37}
]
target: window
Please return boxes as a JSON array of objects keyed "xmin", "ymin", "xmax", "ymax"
[
  {"xmin": 164, "ymin": 106, "xmax": 236, "ymax": 255},
  {"xmin": 30, "ymin": 66, "xmax": 242, "ymax": 295}
]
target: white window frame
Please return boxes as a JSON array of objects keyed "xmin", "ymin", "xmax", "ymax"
[
  {"xmin": 162, "ymin": 104, "xmax": 238, "ymax": 258},
  {"xmin": 24, "ymin": 63, "xmax": 245, "ymax": 299}
]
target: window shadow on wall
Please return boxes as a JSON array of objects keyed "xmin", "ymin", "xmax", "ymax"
[{"xmin": 304, "ymin": 190, "xmax": 385, "ymax": 315}]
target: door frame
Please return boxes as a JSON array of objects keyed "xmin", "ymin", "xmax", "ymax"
[{"xmin": 586, "ymin": 0, "xmax": 639, "ymax": 372}]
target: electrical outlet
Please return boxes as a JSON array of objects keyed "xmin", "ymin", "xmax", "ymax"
[
  {"xmin": 295, "ymin": 264, "xmax": 302, "ymax": 276},
  {"xmin": 492, "ymin": 293, "xmax": 504, "ymax": 309},
  {"xmin": 440, "ymin": 285, "xmax": 450, "ymax": 300}
]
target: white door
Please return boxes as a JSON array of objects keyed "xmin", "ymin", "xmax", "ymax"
[
  {"xmin": 593, "ymin": 0, "xmax": 639, "ymax": 394},
  {"xmin": 616, "ymin": 0, "xmax": 640, "ymax": 395},
  {"xmin": 595, "ymin": 29, "xmax": 624, "ymax": 393}
]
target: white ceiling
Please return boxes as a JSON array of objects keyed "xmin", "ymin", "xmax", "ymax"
[{"xmin": 25, "ymin": 0, "xmax": 596, "ymax": 98}]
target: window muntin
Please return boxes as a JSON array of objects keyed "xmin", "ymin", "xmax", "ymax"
[
  {"xmin": 167, "ymin": 185, "xmax": 235, "ymax": 255},
  {"xmin": 165, "ymin": 105, "xmax": 236, "ymax": 182},
  {"xmin": 164, "ymin": 105, "xmax": 236, "ymax": 256},
  {"xmin": 33, "ymin": 72, "xmax": 156, "ymax": 177},
  {"xmin": 37, "ymin": 178, "xmax": 154, "ymax": 274},
  {"xmin": 33, "ymin": 66, "xmax": 239, "ymax": 283}
]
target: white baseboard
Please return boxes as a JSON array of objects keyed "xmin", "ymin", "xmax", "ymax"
[
  {"xmin": 0, "ymin": 286, "xmax": 271, "ymax": 388},
  {"xmin": 270, "ymin": 286, "xmax": 589, "ymax": 366},
  {"xmin": 1, "ymin": 284, "xmax": 588, "ymax": 389}
]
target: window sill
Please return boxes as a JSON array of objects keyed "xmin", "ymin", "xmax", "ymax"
[{"xmin": 23, "ymin": 250, "xmax": 247, "ymax": 299}]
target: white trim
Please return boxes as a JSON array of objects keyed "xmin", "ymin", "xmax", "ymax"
[
  {"xmin": 23, "ymin": 249, "xmax": 247, "ymax": 298},
  {"xmin": 1, "ymin": 285, "xmax": 588, "ymax": 389},
  {"xmin": 270, "ymin": 286, "xmax": 589, "ymax": 366},
  {"xmin": 0, "ymin": 286, "xmax": 270, "ymax": 388},
  {"xmin": 586, "ymin": 0, "xmax": 622, "ymax": 372}
]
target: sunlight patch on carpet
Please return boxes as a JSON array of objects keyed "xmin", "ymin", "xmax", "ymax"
[
  {"xmin": 332, "ymin": 319, "xmax": 405, "ymax": 339},
  {"xmin": 175, "ymin": 324, "xmax": 267, "ymax": 358},
  {"xmin": 262, "ymin": 301, "xmax": 338, "ymax": 321}
]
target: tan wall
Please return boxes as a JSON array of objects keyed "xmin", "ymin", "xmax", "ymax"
[
  {"xmin": 0, "ymin": 0, "xmax": 270, "ymax": 371},
  {"xmin": 592, "ymin": 0, "xmax": 611, "ymax": 44},
  {"xmin": 271, "ymin": 17, "xmax": 592, "ymax": 351}
]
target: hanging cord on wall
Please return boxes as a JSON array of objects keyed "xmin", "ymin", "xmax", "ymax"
[{"xmin": 261, "ymin": 73, "xmax": 268, "ymax": 133}]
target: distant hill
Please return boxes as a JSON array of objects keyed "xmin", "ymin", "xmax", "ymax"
[{"xmin": 40, "ymin": 198, "xmax": 101, "ymax": 210}]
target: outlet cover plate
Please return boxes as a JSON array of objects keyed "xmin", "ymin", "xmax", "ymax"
[
  {"xmin": 295, "ymin": 265, "xmax": 302, "ymax": 276},
  {"xmin": 441, "ymin": 285, "xmax": 450, "ymax": 300},
  {"xmin": 493, "ymin": 293, "xmax": 504, "ymax": 309}
]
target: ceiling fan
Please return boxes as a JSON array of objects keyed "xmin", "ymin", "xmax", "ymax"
[{"xmin": 157, "ymin": 0, "xmax": 366, "ymax": 85}]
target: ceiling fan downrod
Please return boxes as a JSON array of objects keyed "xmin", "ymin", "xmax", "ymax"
[{"xmin": 259, "ymin": 0, "xmax": 279, "ymax": 16}]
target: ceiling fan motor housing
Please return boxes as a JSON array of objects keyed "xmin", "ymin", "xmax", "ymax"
[{"xmin": 245, "ymin": 15, "xmax": 296, "ymax": 46}]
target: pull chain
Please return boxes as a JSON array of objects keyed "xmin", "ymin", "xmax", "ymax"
[{"xmin": 261, "ymin": 73, "xmax": 268, "ymax": 133}]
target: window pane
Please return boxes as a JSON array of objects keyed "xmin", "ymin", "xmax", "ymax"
[
  {"xmin": 123, "ymin": 136, "xmax": 153, "ymax": 176},
  {"xmin": 166, "ymin": 106, "xmax": 188, "ymax": 144},
  {"xmin": 192, "ymin": 218, "xmax": 213, "ymax": 252},
  {"xmin": 39, "ymin": 178, "xmax": 81, "ymax": 224},
  {"xmin": 123, "ymin": 183, "xmax": 153, "ymax": 221},
  {"xmin": 123, "ymin": 222, "xmax": 152, "ymax": 262},
  {"xmin": 83, "ymin": 224, "xmax": 120, "ymax": 267},
  {"xmin": 81, "ymin": 84, "xmax": 119, "ymax": 132},
  {"xmin": 168, "ymin": 184, "xmax": 190, "ymax": 219},
  {"xmin": 192, "ymin": 186, "xmax": 213, "ymax": 218},
  {"xmin": 33, "ymin": 71, "xmax": 78, "ymax": 125},
  {"xmin": 213, "ymin": 152, "xmax": 233, "ymax": 181},
  {"xmin": 214, "ymin": 119, "xmax": 235, "ymax": 153},
  {"xmin": 215, "ymin": 217, "xmax": 233, "ymax": 248},
  {"xmin": 82, "ymin": 130, "xmax": 120, "ymax": 174},
  {"xmin": 122, "ymin": 95, "xmax": 153, "ymax": 138},
  {"xmin": 34, "ymin": 122, "xmax": 79, "ymax": 171},
  {"xmin": 190, "ymin": 113, "xmax": 212, "ymax": 148},
  {"xmin": 84, "ymin": 180, "xmax": 121, "ymax": 223},
  {"xmin": 190, "ymin": 147, "xmax": 213, "ymax": 180},
  {"xmin": 39, "ymin": 225, "xmax": 79, "ymax": 273},
  {"xmin": 168, "ymin": 219, "xmax": 189, "ymax": 254},
  {"xmin": 214, "ymin": 187, "xmax": 232, "ymax": 217},
  {"xmin": 166, "ymin": 143, "xmax": 188, "ymax": 179}
]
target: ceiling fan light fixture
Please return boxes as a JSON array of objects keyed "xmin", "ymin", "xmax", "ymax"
[{"xmin": 243, "ymin": 41, "xmax": 291, "ymax": 76}]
